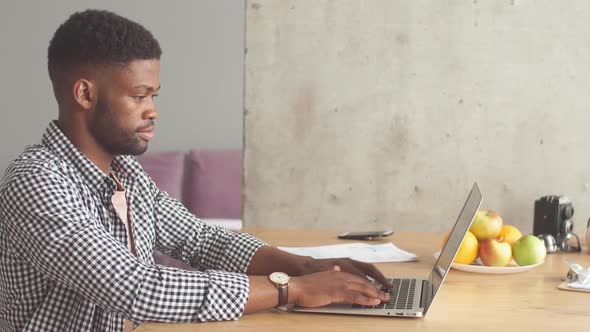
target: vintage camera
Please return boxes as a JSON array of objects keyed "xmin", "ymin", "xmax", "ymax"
[
  {"xmin": 533, "ymin": 195, "xmax": 574, "ymax": 237},
  {"xmin": 533, "ymin": 195, "xmax": 580, "ymax": 252}
]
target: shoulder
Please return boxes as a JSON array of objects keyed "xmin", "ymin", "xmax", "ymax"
[{"xmin": 1, "ymin": 144, "xmax": 77, "ymax": 194}]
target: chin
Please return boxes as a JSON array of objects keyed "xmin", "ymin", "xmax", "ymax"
[
  {"xmin": 113, "ymin": 141, "xmax": 148, "ymax": 156},
  {"xmin": 129, "ymin": 144, "xmax": 149, "ymax": 156}
]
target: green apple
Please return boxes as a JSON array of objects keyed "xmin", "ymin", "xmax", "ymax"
[
  {"xmin": 469, "ymin": 210, "xmax": 503, "ymax": 241},
  {"xmin": 512, "ymin": 235, "xmax": 546, "ymax": 266},
  {"xmin": 479, "ymin": 239, "xmax": 512, "ymax": 267}
]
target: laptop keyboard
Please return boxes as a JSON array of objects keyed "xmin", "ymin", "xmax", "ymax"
[{"xmin": 352, "ymin": 278, "xmax": 416, "ymax": 310}]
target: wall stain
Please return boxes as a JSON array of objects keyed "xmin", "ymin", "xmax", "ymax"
[
  {"xmin": 251, "ymin": 3, "xmax": 262, "ymax": 10},
  {"xmin": 396, "ymin": 33, "xmax": 409, "ymax": 45},
  {"xmin": 291, "ymin": 87, "xmax": 315, "ymax": 142},
  {"xmin": 390, "ymin": 112, "xmax": 410, "ymax": 159},
  {"xmin": 328, "ymin": 193, "xmax": 340, "ymax": 204}
]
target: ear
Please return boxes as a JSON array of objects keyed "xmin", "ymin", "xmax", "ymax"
[{"xmin": 72, "ymin": 79, "xmax": 96, "ymax": 110}]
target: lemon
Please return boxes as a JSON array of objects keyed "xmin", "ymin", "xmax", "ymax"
[{"xmin": 496, "ymin": 225, "xmax": 523, "ymax": 247}]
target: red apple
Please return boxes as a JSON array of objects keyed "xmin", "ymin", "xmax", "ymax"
[
  {"xmin": 469, "ymin": 210, "xmax": 503, "ymax": 241},
  {"xmin": 479, "ymin": 239, "xmax": 512, "ymax": 267}
]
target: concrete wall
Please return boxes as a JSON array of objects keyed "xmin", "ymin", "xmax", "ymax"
[
  {"xmin": 244, "ymin": 0, "xmax": 590, "ymax": 235},
  {"xmin": 0, "ymin": 0, "xmax": 244, "ymax": 173}
]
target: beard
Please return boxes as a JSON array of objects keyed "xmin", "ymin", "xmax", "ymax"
[{"xmin": 89, "ymin": 98, "xmax": 150, "ymax": 156}]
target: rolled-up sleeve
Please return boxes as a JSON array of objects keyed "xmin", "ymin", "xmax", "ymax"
[
  {"xmin": 151, "ymin": 183, "xmax": 266, "ymax": 274},
  {"xmin": 1, "ymin": 169, "xmax": 253, "ymax": 322}
]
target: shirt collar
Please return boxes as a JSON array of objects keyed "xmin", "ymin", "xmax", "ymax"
[{"xmin": 41, "ymin": 121, "xmax": 141, "ymax": 193}]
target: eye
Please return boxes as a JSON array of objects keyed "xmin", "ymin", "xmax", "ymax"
[
  {"xmin": 152, "ymin": 94, "xmax": 159, "ymax": 99},
  {"xmin": 132, "ymin": 96, "xmax": 146, "ymax": 102}
]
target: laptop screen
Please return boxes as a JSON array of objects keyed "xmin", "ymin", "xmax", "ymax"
[{"xmin": 424, "ymin": 182, "xmax": 482, "ymax": 313}]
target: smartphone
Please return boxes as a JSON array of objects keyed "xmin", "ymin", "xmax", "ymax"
[{"xmin": 337, "ymin": 230, "xmax": 394, "ymax": 240}]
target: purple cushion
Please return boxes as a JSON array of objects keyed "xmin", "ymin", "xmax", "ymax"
[
  {"xmin": 184, "ymin": 149, "xmax": 242, "ymax": 219},
  {"xmin": 136, "ymin": 151, "xmax": 185, "ymax": 201}
]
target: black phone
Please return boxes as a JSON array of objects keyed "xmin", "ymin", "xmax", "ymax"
[{"xmin": 337, "ymin": 230, "xmax": 394, "ymax": 240}]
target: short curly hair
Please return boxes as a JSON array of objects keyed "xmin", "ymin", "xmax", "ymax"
[{"xmin": 48, "ymin": 9, "xmax": 162, "ymax": 98}]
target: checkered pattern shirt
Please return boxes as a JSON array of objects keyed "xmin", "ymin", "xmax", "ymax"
[{"xmin": 0, "ymin": 121, "xmax": 266, "ymax": 331}]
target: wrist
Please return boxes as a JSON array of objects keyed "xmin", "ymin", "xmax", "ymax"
[
  {"xmin": 293, "ymin": 255, "xmax": 314, "ymax": 276},
  {"xmin": 288, "ymin": 276, "xmax": 301, "ymax": 305},
  {"xmin": 269, "ymin": 272, "xmax": 291, "ymax": 308}
]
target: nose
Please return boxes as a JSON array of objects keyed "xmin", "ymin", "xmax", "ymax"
[{"xmin": 143, "ymin": 102, "xmax": 158, "ymax": 121}]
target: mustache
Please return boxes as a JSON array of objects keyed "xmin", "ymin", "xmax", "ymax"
[{"xmin": 137, "ymin": 120, "xmax": 155, "ymax": 132}]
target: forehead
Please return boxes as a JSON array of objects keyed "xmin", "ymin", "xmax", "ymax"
[{"xmin": 106, "ymin": 59, "xmax": 160, "ymax": 89}]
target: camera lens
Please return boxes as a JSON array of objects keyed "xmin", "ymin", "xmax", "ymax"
[
  {"xmin": 562, "ymin": 205, "xmax": 574, "ymax": 219},
  {"xmin": 561, "ymin": 219, "xmax": 574, "ymax": 235}
]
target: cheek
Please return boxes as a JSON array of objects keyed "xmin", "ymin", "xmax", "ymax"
[{"xmin": 109, "ymin": 99, "xmax": 141, "ymax": 129}]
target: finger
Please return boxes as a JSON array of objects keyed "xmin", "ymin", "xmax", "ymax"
[
  {"xmin": 341, "ymin": 291, "xmax": 384, "ymax": 306},
  {"xmin": 338, "ymin": 263, "xmax": 389, "ymax": 292},
  {"xmin": 333, "ymin": 260, "xmax": 390, "ymax": 290},
  {"xmin": 337, "ymin": 260, "xmax": 371, "ymax": 280},
  {"xmin": 344, "ymin": 276, "xmax": 390, "ymax": 302},
  {"xmin": 350, "ymin": 261, "xmax": 392, "ymax": 288}
]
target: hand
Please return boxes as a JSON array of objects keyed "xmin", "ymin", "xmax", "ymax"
[
  {"xmin": 299, "ymin": 258, "xmax": 392, "ymax": 289},
  {"xmin": 290, "ymin": 270, "xmax": 390, "ymax": 307}
]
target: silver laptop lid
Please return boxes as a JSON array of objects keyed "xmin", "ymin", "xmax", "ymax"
[{"xmin": 423, "ymin": 182, "xmax": 482, "ymax": 314}]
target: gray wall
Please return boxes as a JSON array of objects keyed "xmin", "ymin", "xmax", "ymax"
[
  {"xmin": 244, "ymin": 0, "xmax": 590, "ymax": 234},
  {"xmin": 0, "ymin": 0, "xmax": 244, "ymax": 173}
]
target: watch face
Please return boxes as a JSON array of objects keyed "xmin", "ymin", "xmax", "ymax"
[{"xmin": 269, "ymin": 272, "xmax": 290, "ymax": 284}]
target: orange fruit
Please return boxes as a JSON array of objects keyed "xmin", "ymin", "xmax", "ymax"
[
  {"xmin": 497, "ymin": 225, "xmax": 522, "ymax": 247},
  {"xmin": 442, "ymin": 231, "xmax": 479, "ymax": 265}
]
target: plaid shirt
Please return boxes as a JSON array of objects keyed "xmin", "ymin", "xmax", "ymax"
[{"xmin": 0, "ymin": 121, "xmax": 266, "ymax": 331}]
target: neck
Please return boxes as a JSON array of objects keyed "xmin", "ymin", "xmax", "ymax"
[{"xmin": 56, "ymin": 118, "xmax": 113, "ymax": 174}]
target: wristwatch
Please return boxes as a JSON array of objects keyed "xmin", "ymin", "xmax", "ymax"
[{"xmin": 268, "ymin": 272, "xmax": 291, "ymax": 307}]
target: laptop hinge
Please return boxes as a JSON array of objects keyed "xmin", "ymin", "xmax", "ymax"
[{"xmin": 420, "ymin": 280, "xmax": 428, "ymax": 309}]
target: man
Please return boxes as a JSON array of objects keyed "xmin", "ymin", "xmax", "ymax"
[{"xmin": 0, "ymin": 10, "xmax": 390, "ymax": 331}]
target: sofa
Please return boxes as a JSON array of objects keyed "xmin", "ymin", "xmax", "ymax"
[{"xmin": 136, "ymin": 149, "xmax": 243, "ymax": 268}]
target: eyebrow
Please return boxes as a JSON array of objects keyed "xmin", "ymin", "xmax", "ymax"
[{"xmin": 133, "ymin": 84, "xmax": 161, "ymax": 92}]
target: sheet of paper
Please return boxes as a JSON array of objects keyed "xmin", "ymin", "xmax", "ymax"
[
  {"xmin": 278, "ymin": 242, "xmax": 418, "ymax": 263},
  {"xmin": 568, "ymin": 281, "xmax": 590, "ymax": 290}
]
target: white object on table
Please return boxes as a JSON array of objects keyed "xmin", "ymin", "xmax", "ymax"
[
  {"xmin": 278, "ymin": 242, "xmax": 417, "ymax": 263},
  {"xmin": 565, "ymin": 260, "xmax": 590, "ymax": 290}
]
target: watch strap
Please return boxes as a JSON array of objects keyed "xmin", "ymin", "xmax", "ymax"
[{"xmin": 277, "ymin": 283, "xmax": 288, "ymax": 307}]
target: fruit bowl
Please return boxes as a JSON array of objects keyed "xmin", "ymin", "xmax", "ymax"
[{"xmin": 433, "ymin": 251, "xmax": 544, "ymax": 274}]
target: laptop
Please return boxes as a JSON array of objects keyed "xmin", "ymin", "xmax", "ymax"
[{"xmin": 293, "ymin": 182, "xmax": 482, "ymax": 318}]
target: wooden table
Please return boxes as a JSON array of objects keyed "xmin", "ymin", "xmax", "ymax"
[{"xmin": 137, "ymin": 229, "xmax": 590, "ymax": 331}]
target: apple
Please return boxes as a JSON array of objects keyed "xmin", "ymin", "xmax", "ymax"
[
  {"xmin": 479, "ymin": 239, "xmax": 512, "ymax": 267},
  {"xmin": 512, "ymin": 235, "xmax": 546, "ymax": 266},
  {"xmin": 470, "ymin": 210, "xmax": 503, "ymax": 241}
]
